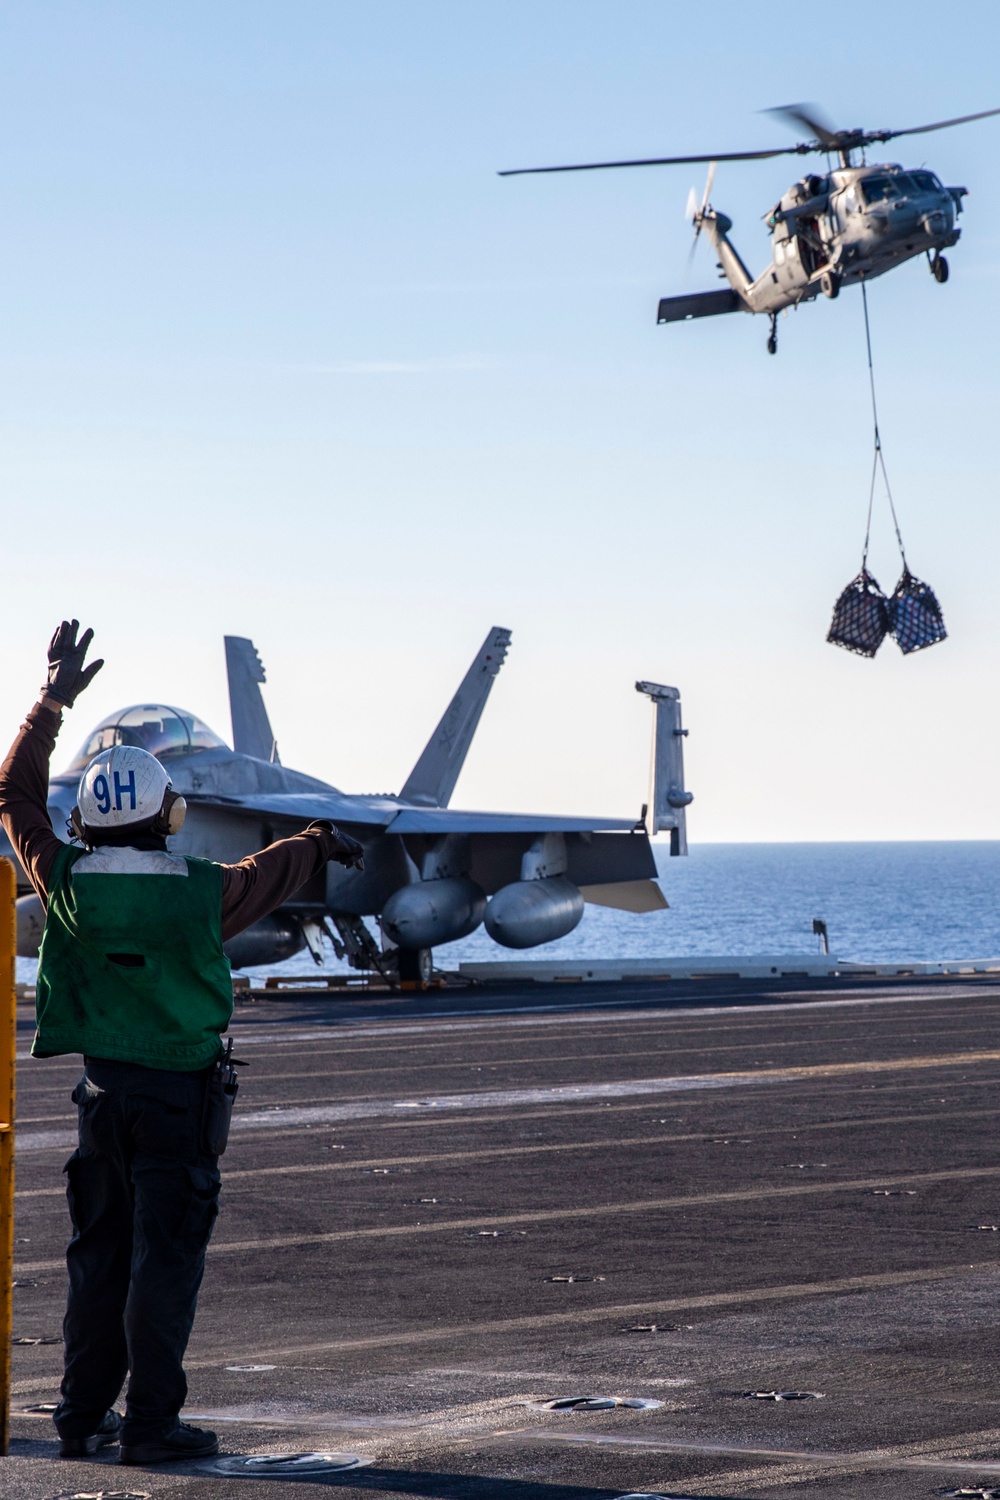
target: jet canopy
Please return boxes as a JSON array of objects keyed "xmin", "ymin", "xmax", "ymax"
[{"xmin": 64, "ymin": 704, "xmax": 227, "ymax": 776}]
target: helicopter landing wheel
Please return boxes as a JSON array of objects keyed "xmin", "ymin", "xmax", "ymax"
[
  {"xmin": 932, "ymin": 253, "xmax": 949, "ymax": 283},
  {"xmin": 820, "ymin": 270, "xmax": 840, "ymax": 299},
  {"xmin": 767, "ymin": 315, "xmax": 778, "ymax": 355}
]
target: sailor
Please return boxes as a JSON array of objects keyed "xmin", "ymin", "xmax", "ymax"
[{"xmin": 0, "ymin": 622, "xmax": 364, "ymax": 1465}]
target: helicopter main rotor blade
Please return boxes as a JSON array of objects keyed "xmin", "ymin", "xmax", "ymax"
[
  {"xmin": 765, "ymin": 102, "xmax": 840, "ymax": 149},
  {"xmin": 870, "ymin": 104, "xmax": 1000, "ymax": 142},
  {"xmin": 498, "ymin": 146, "xmax": 802, "ymax": 176}
]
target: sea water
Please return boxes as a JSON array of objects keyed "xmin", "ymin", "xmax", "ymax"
[
  {"xmin": 446, "ymin": 841, "xmax": 1000, "ymax": 968},
  {"xmin": 259, "ymin": 840, "xmax": 1000, "ymax": 981}
]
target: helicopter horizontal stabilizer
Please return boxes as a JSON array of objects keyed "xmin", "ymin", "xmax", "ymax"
[{"xmin": 657, "ymin": 289, "xmax": 744, "ymax": 323}]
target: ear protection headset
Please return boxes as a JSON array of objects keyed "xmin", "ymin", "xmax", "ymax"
[
  {"xmin": 153, "ymin": 787, "xmax": 187, "ymax": 836},
  {"xmin": 69, "ymin": 787, "xmax": 187, "ymax": 843}
]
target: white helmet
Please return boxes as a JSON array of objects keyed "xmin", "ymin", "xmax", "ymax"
[{"xmin": 78, "ymin": 744, "xmax": 171, "ymax": 830}]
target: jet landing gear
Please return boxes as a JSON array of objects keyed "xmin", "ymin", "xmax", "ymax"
[
  {"xmin": 930, "ymin": 251, "xmax": 949, "ymax": 283},
  {"xmin": 767, "ymin": 313, "xmax": 778, "ymax": 356},
  {"xmin": 396, "ymin": 947, "xmax": 433, "ymax": 988}
]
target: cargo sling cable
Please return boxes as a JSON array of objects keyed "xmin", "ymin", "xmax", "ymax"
[{"xmin": 827, "ymin": 280, "xmax": 947, "ymax": 658}]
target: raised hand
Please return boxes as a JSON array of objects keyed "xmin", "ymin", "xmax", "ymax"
[{"xmin": 44, "ymin": 620, "xmax": 104, "ymax": 707}]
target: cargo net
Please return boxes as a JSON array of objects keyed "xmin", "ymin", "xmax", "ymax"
[
  {"xmin": 827, "ymin": 567, "xmax": 947, "ymax": 657},
  {"xmin": 827, "ymin": 570, "xmax": 889, "ymax": 658},
  {"xmin": 828, "ymin": 281, "xmax": 946, "ymax": 660},
  {"xmin": 887, "ymin": 568, "xmax": 947, "ymax": 655}
]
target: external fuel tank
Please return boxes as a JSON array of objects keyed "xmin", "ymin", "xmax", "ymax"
[
  {"xmin": 380, "ymin": 876, "xmax": 487, "ymax": 950},
  {"xmin": 483, "ymin": 875, "xmax": 585, "ymax": 949}
]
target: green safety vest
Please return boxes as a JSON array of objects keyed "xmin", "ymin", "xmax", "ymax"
[{"xmin": 34, "ymin": 842, "xmax": 233, "ymax": 1070}]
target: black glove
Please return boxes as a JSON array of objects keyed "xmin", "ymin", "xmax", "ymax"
[
  {"xmin": 43, "ymin": 620, "xmax": 104, "ymax": 708},
  {"xmin": 306, "ymin": 820, "xmax": 365, "ymax": 871}
]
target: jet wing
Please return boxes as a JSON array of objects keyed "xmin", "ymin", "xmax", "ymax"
[
  {"xmin": 182, "ymin": 795, "xmax": 637, "ymax": 834},
  {"xmin": 390, "ymin": 808, "xmax": 657, "ymax": 892},
  {"xmin": 183, "ymin": 791, "xmax": 399, "ymax": 827},
  {"xmin": 387, "ymin": 809, "xmax": 636, "ymax": 834}
]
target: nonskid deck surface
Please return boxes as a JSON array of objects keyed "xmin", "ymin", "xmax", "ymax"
[{"xmin": 6, "ymin": 972, "xmax": 1000, "ymax": 1499}]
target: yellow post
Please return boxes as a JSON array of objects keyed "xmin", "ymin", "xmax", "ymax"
[{"xmin": 0, "ymin": 858, "xmax": 16, "ymax": 1455}]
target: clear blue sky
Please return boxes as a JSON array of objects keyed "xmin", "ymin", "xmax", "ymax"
[{"xmin": 2, "ymin": 2, "xmax": 998, "ymax": 839}]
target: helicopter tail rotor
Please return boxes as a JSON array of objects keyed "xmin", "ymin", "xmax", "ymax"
[{"xmin": 685, "ymin": 160, "xmax": 717, "ymax": 260}]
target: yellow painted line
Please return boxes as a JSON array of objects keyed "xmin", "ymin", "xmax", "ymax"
[
  {"xmin": 182, "ymin": 1259, "xmax": 1000, "ymax": 1366},
  {"xmin": 15, "ymin": 1160, "xmax": 1000, "ymax": 1275},
  {"xmin": 236, "ymin": 1067, "xmax": 1000, "ymax": 1140},
  {"xmin": 181, "ymin": 1162, "xmax": 1000, "ymax": 1256},
  {"xmin": 224, "ymin": 984, "xmax": 1000, "ymax": 1051},
  {"xmin": 191, "ymin": 1016, "xmax": 994, "ymax": 1081},
  {"xmin": 15, "ymin": 1103, "xmax": 1000, "ymax": 1200},
  {"xmin": 533, "ymin": 1426, "xmax": 1000, "ymax": 1482},
  {"xmin": 14, "ymin": 1047, "xmax": 1000, "ymax": 1166},
  {"xmin": 219, "ymin": 1103, "xmax": 1000, "ymax": 1184}
]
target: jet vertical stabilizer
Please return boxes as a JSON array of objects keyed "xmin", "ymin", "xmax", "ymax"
[
  {"xmin": 225, "ymin": 636, "xmax": 280, "ymax": 763},
  {"xmin": 636, "ymin": 681, "xmax": 693, "ymax": 855},
  {"xmin": 400, "ymin": 627, "xmax": 512, "ymax": 808}
]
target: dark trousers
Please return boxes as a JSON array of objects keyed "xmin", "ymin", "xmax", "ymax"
[{"xmin": 54, "ymin": 1058, "xmax": 220, "ymax": 1443}]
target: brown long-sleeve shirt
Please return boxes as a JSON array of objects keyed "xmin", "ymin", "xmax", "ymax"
[{"xmin": 0, "ymin": 701, "xmax": 339, "ymax": 941}]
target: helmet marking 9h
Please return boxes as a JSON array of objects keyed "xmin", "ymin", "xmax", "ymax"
[{"xmin": 76, "ymin": 744, "xmax": 186, "ymax": 835}]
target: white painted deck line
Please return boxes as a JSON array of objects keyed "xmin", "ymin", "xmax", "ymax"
[
  {"xmin": 19, "ymin": 1034, "xmax": 1000, "ymax": 1154},
  {"xmin": 14, "ymin": 1068, "xmax": 794, "ymax": 1152}
]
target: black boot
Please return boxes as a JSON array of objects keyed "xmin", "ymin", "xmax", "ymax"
[
  {"xmin": 119, "ymin": 1421, "xmax": 219, "ymax": 1465},
  {"xmin": 59, "ymin": 1408, "xmax": 123, "ymax": 1458}
]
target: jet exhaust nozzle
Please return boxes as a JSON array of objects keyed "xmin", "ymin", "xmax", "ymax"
[
  {"xmin": 483, "ymin": 875, "xmax": 585, "ymax": 950},
  {"xmin": 381, "ymin": 876, "xmax": 487, "ymax": 950}
]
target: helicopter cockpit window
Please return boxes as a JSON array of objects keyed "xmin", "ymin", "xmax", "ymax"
[
  {"xmin": 860, "ymin": 176, "xmax": 906, "ymax": 205},
  {"xmin": 62, "ymin": 704, "xmax": 228, "ymax": 775},
  {"xmin": 909, "ymin": 170, "xmax": 943, "ymax": 193}
]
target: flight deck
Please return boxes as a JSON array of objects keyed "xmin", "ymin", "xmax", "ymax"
[{"xmin": 5, "ymin": 970, "xmax": 1000, "ymax": 1499}]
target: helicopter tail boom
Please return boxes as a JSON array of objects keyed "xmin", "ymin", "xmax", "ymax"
[
  {"xmin": 660, "ymin": 205, "xmax": 756, "ymax": 324},
  {"xmin": 657, "ymin": 288, "xmax": 744, "ymax": 323}
]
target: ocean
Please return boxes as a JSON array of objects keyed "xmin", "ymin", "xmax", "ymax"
[
  {"xmin": 15, "ymin": 842, "xmax": 1000, "ymax": 988},
  {"xmin": 254, "ymin": 840, "xmax": 1000, "ymax": 980},
  {"xmin": 441, "ymin": 841, "xmax": 1000, "ymax": 969}
]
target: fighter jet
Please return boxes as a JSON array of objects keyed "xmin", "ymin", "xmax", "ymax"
[{"xmin": 11, "ymin": 630, "xmax": 692, "ymax": 981}]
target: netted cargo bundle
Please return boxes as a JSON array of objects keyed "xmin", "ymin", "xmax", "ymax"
[
  {"xmin": 826, "ymin": 569, "xmax": 890, "ymax": 658},
  {"xmin": 827, "ymin": 282, "xmax": 950, "ymax": 660},
  {"xmin": 887, "ymin": 569, "xmax": 947, "ymax": 655}
]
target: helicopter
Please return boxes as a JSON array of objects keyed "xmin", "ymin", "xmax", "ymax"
[{"xmin": 500, "ymin": 104, "xmax": 1000, "ymax": 353}]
